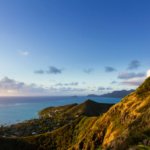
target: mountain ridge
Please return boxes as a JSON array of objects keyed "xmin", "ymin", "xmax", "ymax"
[{"xmin": 88, "ymin": 89, "xmax": 134, "ymax": 98}]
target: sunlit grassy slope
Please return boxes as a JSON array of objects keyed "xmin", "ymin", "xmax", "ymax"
[{"xmin": 68, "ymin": 77, "xmax": 150, "ymax": 149}]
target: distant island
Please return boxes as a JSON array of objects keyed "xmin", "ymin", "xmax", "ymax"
[{"xmin": 88, "ymin": 89, "xmax": 134, "ymax": 98}]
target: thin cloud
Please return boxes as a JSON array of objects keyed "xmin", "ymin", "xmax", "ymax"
[
  {"xmin": 105, "ymin": 66, "xmax": 116, "ymax": 72},
  {"xmin": 53, "ymin": 87, "xmax": 86, "ymax": 93},
  {"xmin": 97, "ymin": 86, "xmax": 113, "ymax": 91},
  {"xmin": 97, "ymin": 86, "xmax": 105, "ymax": 91},
  {"xmin": 118, "ymin": 72, "xmax": 146, "ymax": 79},
  {"xmin": 55, "ymin": 82, "xmax": 79, "ymax": 86},
  {"xmin": 47, "ymin": 66, "xmax": 63, "ymax": 74},
  {"xmin": 128, "ymin": 60, "xmax": 140, "ymax": 70},
  {"xmin": 34, "ymin": 70, "xmax": 44, "ymax": 74},
  {"xmin": 111, "ymin": 81, "xmax": 117, "ymax": 84},
  {"xmin": 106, "ymin": 87, "xmax": 113, "ymax": 90},
  {"xmin": 19, "ymin": 50, "xmax": 29, "ymax": 56},
  {"xmin": 0, "ymin": 77, "xmax": 48, "ymax": 96},
  {"xmin": 84, "ymin": 68, "xmax": 94, "ymax": 74},
  {"xmin": 0, "ymin": 77, "xmax": 110, "ymax": 96},
  {"xmin": 119, "ymin": 70, "xmax": 149, "ymax": 87},
  {"xmin": 120, "ymin": 80, "xmax": 143, "ymax": 86}
]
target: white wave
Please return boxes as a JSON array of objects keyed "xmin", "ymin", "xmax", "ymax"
[{"xmin": 0, "ymin": 103, "xmax": 29, "ymax": 107}]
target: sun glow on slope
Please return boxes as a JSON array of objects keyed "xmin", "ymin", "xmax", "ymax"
[{"xmin": 147, "ymin": 70, "xmax": 150, "ymax": 77}]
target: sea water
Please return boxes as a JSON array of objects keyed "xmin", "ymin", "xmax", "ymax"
[{"xmin": 0, "ymin": 96, "xmax": 121, "ymax": 125}]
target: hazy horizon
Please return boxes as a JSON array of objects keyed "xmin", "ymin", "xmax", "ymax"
[{"xmin": 0, "ymin": 0, "xmax": 150, "ymax": 96}]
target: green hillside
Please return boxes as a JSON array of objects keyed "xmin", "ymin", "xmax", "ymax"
[{"xmin": 40, "ymin": 99, "xmax": 113, "ymax": 119}]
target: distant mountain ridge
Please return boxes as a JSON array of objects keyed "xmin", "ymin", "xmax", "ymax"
[
  {"xmin": 100, "ymin": 89, "xmax": 134, "ymax": 98},
  {"xmin": 88, "ymin": 89, "xmax": 134, "ymax": 98}
]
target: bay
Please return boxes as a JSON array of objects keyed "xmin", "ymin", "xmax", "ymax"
[{"xmin": 0, "ymin": 96, "xmax": 121, "ymax": 125}]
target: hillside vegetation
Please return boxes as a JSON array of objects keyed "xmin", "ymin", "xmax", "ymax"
[
  {"xmin": 39, "ymin": 99, "xmax": 113, "ymax": 118},
  {"xmin": 0, "ymin": 77, "xmax": 150, "ymax": 150}
]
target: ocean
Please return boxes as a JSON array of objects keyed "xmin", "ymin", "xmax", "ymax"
[{"xmin": 0, "ymin": 96, "xmax": 121, "ymax": 125}]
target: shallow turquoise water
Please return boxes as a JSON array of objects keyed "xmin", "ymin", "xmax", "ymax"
[{"xmin": 0, "ymin": 96, "xmax": 121, "ymax": 125}]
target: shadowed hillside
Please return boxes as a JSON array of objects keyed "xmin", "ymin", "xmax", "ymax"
[{"xmin": 39, "ymin": 99, "xmax": 113, "ymax": 118}]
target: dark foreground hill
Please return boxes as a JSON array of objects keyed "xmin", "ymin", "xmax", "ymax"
[
  {"xmin": 0, "ymin": 77, "xmax": 150, "ymax": 150},
  {"xmin": 39, "ymin": 99, "xmax": 113, "ymax": 118}
]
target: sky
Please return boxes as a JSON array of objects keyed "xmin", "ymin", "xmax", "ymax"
[{"xmin": 0, "ymin": 0, "xmax": 150, "ymax": 96}]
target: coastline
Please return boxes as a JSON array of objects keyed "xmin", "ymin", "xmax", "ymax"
[{"xmin": 0, "ymin": 96, "xmax": 120, "ymax": 125}]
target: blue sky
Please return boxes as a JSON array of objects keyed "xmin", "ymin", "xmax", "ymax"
[{"xmin": 0, "ymin": 0, "xmax": 150, "ymax": 96}]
